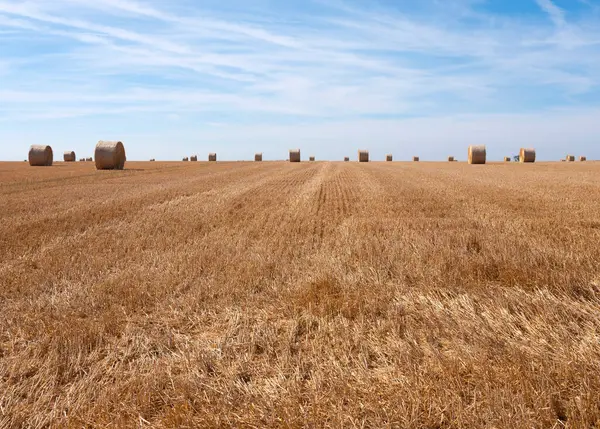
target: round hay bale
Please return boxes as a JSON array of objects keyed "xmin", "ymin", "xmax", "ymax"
[
  {"xmin": 86, "ymin": 157, "xmax": 92, "ymax": 162},
  {"xmin": 448, "ymin": 156, "xmax": 455, "ymax": 162},
  {"xmin": 95, "ymin": 141, "xmax": 126, "ymax": 170},
  {"xmin": 413, "ymin": 156, "xmax": 420, "ymax": 162},
  {"xmin": 29, "ymin": 145, "xmax": 53, "ymax": 166},
  {"xmin": 344, "ymin": 157, "xmax": 350, "ymax": 162},
  {"xmin": 63, "ymin": 151, "xmax": 76, "ymax": 162},
  {"xmin": 519, "ymin": 148, "xmax": 536, "ymax": 163},
  {"xmin": 386, "ymin": 154, "xmax": 393, "ymax": 162},
  {"xmin": 255, "ymin": 153, "xmax": 263, "ymax": 162},
  {"xmin": 150, "ymin": 159, "xmax": 156, "ymax": 162},
  {"xmin": 566, "ymin": 155, "xmax": 575, "ymax": 162},
  {"xmin": 289, "ymin": 149, "xmax": 301, "ymax": 163},
  {"xmin": 579, "ymin": 156, "xmax": 587, "ymax": 162},
  {"xmin": 468, "ymin": 145, "xmax": 486, "ymax": 164},
  {"xmin": 504, "ymin": 157, "xmax": 511, "ymax": 162},
  {"xmin": 208, "ymin": 153, "xmax": 217, "ymax": 162},
  {"xmin": 358, "ymin": 150, "xmax": 369, "ymax": 162},
  {"xmin": 183, "ymin": 157, "xmax": 189, "ymax": 162},
  {"xmin": 190, "ymin": 155, "xmax": 198, "ymax": 162},
  {"xmin": 309, "ymin": 156, "xmax": 315, "ymax": 162}
]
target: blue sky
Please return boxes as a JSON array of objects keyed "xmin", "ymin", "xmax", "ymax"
[{"xmin": 1, "ymin": 0, "xmax": 599, "ymax": 161}]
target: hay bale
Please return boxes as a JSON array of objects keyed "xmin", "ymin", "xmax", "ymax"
[
  {"xmin": 561, "ymin": 159, "xmax": 566, "ymax": 162},
  {"xmin": 519, "ymin": 148, "xmax": 536, "ymax": 163},
  {"xmin": 63, "ymin": 151, "xmax": 76, "ymax": 162},
  {"xmin": 289, "ymin": 149, "xmax": 301, "ymax": 162},
  {"xmin": 95, "ymin": 141, "xmax": 126, "ymax": 170},
  {"xmin": 468, "ymin": 145, "xmax": 486, "ymax": 164},
  {"xmin": 28, "ymin": 145, "xmax": 53, "ymax": 166},
  {"xmin": 566, "ymin": 155, "xmax": 575, "ymax": 162},
  {"xmin": 309, "ymin": 156, "xmax": 315, "ymax": 162},
  {"xmin": 579, "ymin": 156, "xmax": 587, "ymax": 162},
  {"xmin": 358, "ymin": 150, "xmax": 369, "ymax": 162},
  {"xmin": 386, "ymin": 154, "xmax": 393, "ymax": 162},
  {"xmin": 183, "ymin": 157, "xmax": 189, "ymax": 162},
  {"xmin": 86, "ymin": 157, "xmax": 92, "ymax": 162},
  {"xmin": 448, "ymin": 156, "xmax": 455, "ymax": 162},
  {"xmin": 344, "ymin": 157, "xmax": 350, "ymax": 162},
  {"xmin": 413, "ymin": 156, "xmax": 420, "ymax": 162},
  {"xmin": 255, "ymin": 153, "xmax": 263, "ymax": 162},
  {"xmin": 150, "ymin": 159, "xmax": 156, "ymax": 162},
  {"xmin": 504, "ymin": 157, "xmax": 511, "ymax": 162},
  {"xmin": 79, "ymin": 158, "xmax": 85, "ymax": 162},
  {"xmin": 208, "ymin": 153, "xmax": 217, "ymax": 162},
  {"xmin": 190, "ymin": 155, "xmax": 198, "ymax": 162}
]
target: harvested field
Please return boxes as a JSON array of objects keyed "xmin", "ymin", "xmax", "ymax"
[{"xmin": 1, "ymin": 160, "xmax": 600, "ymax": 428}]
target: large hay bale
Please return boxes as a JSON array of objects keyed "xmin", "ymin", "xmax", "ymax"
[
  {"xmin": 468, "ymin": 145, "xmax": 486, "ymax": 164},
  {"xmin": 309, "ymin": 156, "xmax": 315, "ymax": 162},
  {"xmin": 289, "ymin": 149, "xmax": 301, "ymax": 162},
  {"xmin": 386, "ymin": 154, "xmax": 393, "ymax": 162},
  {"xmin": 566, "ymin": 155, "xmax": 575, "ymax": 162},
  {"xmin": 190, "ymin": 155, "xmax": 198, "ymax": 162},
  {"xmin": 28, "ymin": 145, "xmax": 53, "ymax": 166},
  {"xmin": 358, "ymin": 150, "xmax": 369, "ymax": 162},
  {"xmin": 344, "ymin": 157, "xmax": 350, "ymax": 162},
  {"xmin": 63, "ymin": 151, "xmax": 76, "ymax": 162},
  {"xmin": 413, "ymin": 156, "xmax": 420, "ymax": 162},
  {"xmin": 208, "ymin": 153, "xmax": 217, "ymax": 162},
  {"xmin": 255, "ymin": 153, "xmax": 263, "ymax": 162},
  {"xmin": 519, "ymin": 148, "xmax": 536, "ymax": 163},
  {"xmin": 504, "ymin": 157, "xmax": 511, "ymax": 162},
  {"xmin": 95, "ymin": 141, "xmax": 126, "ymax": 170},
  {"xmin": 580, "ymin": 156, "xmax": 587, "ymax": 162},
  {"xmin": 448, "ymin": 156, "xmax": 455, "ymax": 162}
]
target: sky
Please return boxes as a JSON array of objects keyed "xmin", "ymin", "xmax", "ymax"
[{"xmin": 1, "ymin": 0, "xmax": 599, "ymax": 161}]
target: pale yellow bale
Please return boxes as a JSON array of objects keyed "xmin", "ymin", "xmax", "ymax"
[
  {"xmin": 519, "ymin": 148, "xmax": 536, "ymax": 163},
  {"xmin": 95, "ymin": 141, "xmax": 126, "ymax": 170},
  {"xmin": 468, "ymin": 145, "xmax": 486, "ymax": 164},
  {"xmin": 28, "ymin": 145, "xmax": 53, "ymax": 166},
  {"xmin": 566, "ymin": 155, "xmax": 575, "ymax": 162}
]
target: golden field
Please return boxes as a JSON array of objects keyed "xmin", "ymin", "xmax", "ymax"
[{"xmin": 1, "ymin": 160, "xmax": 600, "ymax": 428}]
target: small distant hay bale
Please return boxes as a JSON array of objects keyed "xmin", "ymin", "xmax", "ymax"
[
  {"xmin": 289, "ymin": 149, "xmax": 301, "ymax": 162},
  {"xmin": 309, "ymin": 156, "xmax": 315, "ymax": 162},
  {"xmin": 150, "ymin": 159, "xmax": 156, "ymax": 162},
  {"xmin": 63, "ymin": 151, "xmax": 76, "ymax": 162},
  {"xmin": 519, "ymin": 148, "xmax": 536, "ymax": 163},
  {"xmin": 579, "ymin": 156, "xmax": 587, "ymax": 162},
  {"xmin": 28, "ymin": 145, "xmax": 53, "ymax": 166},
  {"xmin": 208, "ymin": 153, "xmax": 217, "ymax": 162},
  {"xmin": 182, "ymin": 157, "xmax": 189, "ymax": 162},
  {"xmin": 566, "ymin": 155, "xmax": 575, "ymax": 162},
  {"xmin": 504, "ymin": 157, "xmax": 511, "ymax": 162},
  {"xmin": 86, "ymin": 157, "xmax": 92, "ymax": 162},
  {"xmin": 255, "ymin": 153, "xmax": 263, "ymax": 162},
  {"xmin": 344, "ymin": 157, "xmax": 350, "ymax": 162},
  {"xmin": 413, "ymin": 156, "xmax": 420, "ymax": 162},
  {"xmin": 468, "ymin": 145, "xmax": 486, "ymax": 164},
  {"xmin": 448, "ymin": 156, "xmax": 454, "ymax": 162},
  {"xmin": 358, "ymin": 150, "xmax": 369, "ymax": 162},
  {"xmin": 190, "ymin": 155, "xmax": 198, "ymax": 162},
  {"xmin": 560, "ymin": 159, "xmax": 566, "ymax": 162},
  {"xmin": 95, "ymin": 141, "xmax": 126, "ymax": 170},
  {"xmin": 386, "ymin": 154, "xmax": 393, "ymax": 162},
  {"xmin": 79, "ymin": 158, "xmax": 85, "ymax": 162}
]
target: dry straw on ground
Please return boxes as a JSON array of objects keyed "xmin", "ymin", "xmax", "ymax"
[
  {"xmin": 28, "ymin": 145, "xmax": 53, "ymax": 166},
  {"xmin": 520, "ymin": 148, "xmax": 536, "ymax": 163},
  {"xmin": 63, "ymin": 151, "xmax": 76, "ymax": 162},
  {"xmin": 358, "ymin": 150, "xmax": 369, "ymax": 162},
  {"xmin": 289, "ymin": 149, "xmax": 301, "ymax": 162},
  {"xmin": 386, "ymin": 154, "xmax": 393, "ymax": 162},
  {"xmin": 95, "ymin": 141, "xmax": 126, "ymax": 170},
  {"xmin": 208, "ymin": 153, "xmax": 217, "ymax": 162},
  {"xmin": 468, "ymin": 145, "xmax": 487, "ymax": 164},
  {"xmin": 255, "ymin": 153, "xmax": 263, "ymax": 162}
]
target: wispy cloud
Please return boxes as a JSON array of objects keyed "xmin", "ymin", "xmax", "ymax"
[{"xmin": 0, "ymin": 0, "xmax": 599, "ymax": 159}]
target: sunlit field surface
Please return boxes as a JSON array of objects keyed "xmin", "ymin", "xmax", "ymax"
[{"xmin": 1, "ymin": 160, "xmax": 599, "ymax": 428}]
